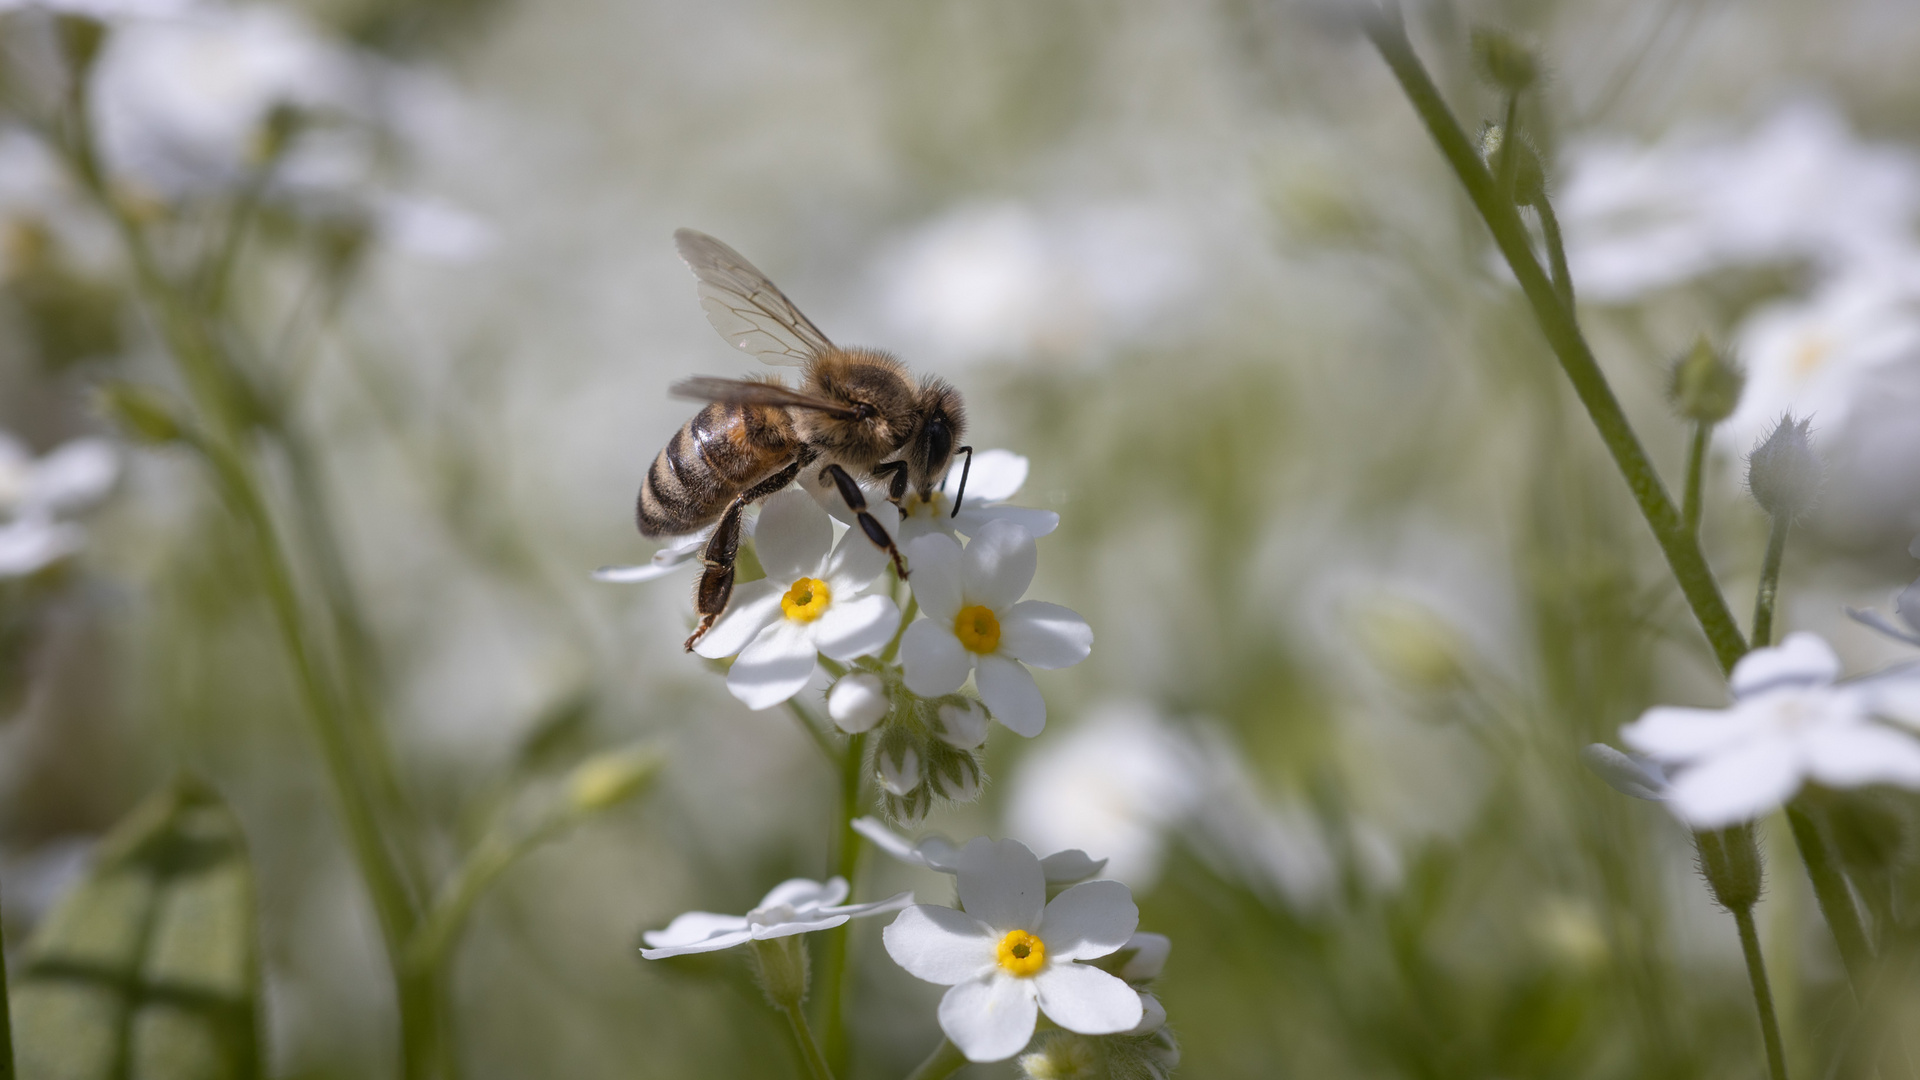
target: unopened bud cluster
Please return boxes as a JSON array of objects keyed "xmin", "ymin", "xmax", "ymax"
[
  {"xmin": 1747, "ymin": 414, "xmax": 1820, "ymax": 520},
  {"xmin": 1668, "ymin": 337, "xmax": 1745, "ymax": 423},
  {"xmin": 826, "ymin": 667, "xmax": 991, "ymax": 825}
]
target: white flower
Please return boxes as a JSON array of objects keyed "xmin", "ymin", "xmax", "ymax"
[
  {"xmin": 640, "ymin": 876, "xmax": 912, "ymax": 959},
  {"xmin": 899, "ymin": 522, "xmax": 1091, "ymax": 736},
  {"xmin": 882, "ymin": 837, "xmax": 1143, "ymax": 1063},
  {"xmin": 852, "ymin": 816, "xmax": 1107, "ymax": 886},
  {"xmin": 897, "ymin": 449, "xmax": 1059, "ymax": 546},
  {"xmin": 1620, "ymin": 632, "xmax": 1920, "ymax": 828},
  {"xmin": 0, "ymin": 432, "xmax": 118, "ymax": 578},
  {"xmin": 827, "ymin": 672, "xmax": 890, "ymax": 733},
  {"xmin": 693, "ymin": 489, "xmax": 900, "ymax": 710}
]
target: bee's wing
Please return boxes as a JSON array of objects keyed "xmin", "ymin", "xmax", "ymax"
[
  {"xmin": 670, "ymin": 377, "xmax": 864, "ymax": 420},
  {"xmin": 675, "ymin": 229, "xmax": 834, "ymax": 367}
]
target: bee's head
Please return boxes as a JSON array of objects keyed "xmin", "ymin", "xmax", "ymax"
[{"xmin": 907, "ymin": 377, "xmax": 966, "ymax": 501}]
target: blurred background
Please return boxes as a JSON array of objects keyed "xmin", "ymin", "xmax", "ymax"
[{"xmin": 5, "ymin": 0, "xmax": 1920, "ymax": 1076}]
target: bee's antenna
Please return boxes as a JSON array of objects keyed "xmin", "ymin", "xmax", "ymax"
[{"xmin": 950, "ymin": 446, "xmax": 974, "ymax": 518}]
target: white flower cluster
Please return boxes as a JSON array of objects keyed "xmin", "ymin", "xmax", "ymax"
[
  {"xmin": 600, "ymin": 449, "xmax": 1090, "ymax": 821},
  {"xmin": 0, "ymin": 430, "xmax": 117, "ymax": 578},
  {"xmin": 1595, "ymin": 632, "xmax": 1920, "ymax": 828},
  {"xmin": 641, "ymin": 826, "xmax": 1175, "ymax": 1067}
]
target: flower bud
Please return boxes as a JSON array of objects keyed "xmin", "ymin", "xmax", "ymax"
[
  {"xmin": 1747, "ymin": 414, "xmax": 1820, "ymax": 520},
  {"xmin": 563, "ymin": 744, "xmax": 662, "ymax": 815},
  {"xmin": 1696, "ymin": 824, "xmax": 1763, "ymax": 912},
  {"xmin": 934, "ymin": 698, "xmax": 989, "ymax": 749},
  {"xmin": 882, "ymin": 783, "xmax": 932, "ymax": 827},
  {"xmin": 1471, "ymin": 27, "xmax": 1538, "ymax": 92},
  {"xmin": 1114, "ymin": 932, "xmax": 1171, "ymax": 982},
  {"xmin": 827, "ymin": 673, "xmax": 889, "ymax": 733},
  {"xmin": 876, "ymin": 727, "xmax": 923, "ymax": 795},
  {"xmin": 1668, "ymin": 337, "xmax": 1745, "ymax": 423},
  {"xmin": 926, "ymin": 743, "xmax": 983, "ymax": 804},
  {"xmin": 1019, "ymin": 1035, "xmax": 1099, "ymax": 1080},
  {"xmin": 748, "ymin": 934, "xmax": 809, "ymax": 1009},
  {"xmin": 96, "ymin": 382, "xmax": 185, "ymax": 445}
]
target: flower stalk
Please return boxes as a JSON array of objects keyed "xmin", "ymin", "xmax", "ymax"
[
  {"xmin": 903, "ymin": 1037, "xmax": 968, "ymax": 1080},
  {"xmin": 1733, "ymin": 904, "xmax": 1790, "ymax": 1080},
  {"xmin": 1682, "ymin": 422, "xmax": 1710, "ymax": 535},
  {"xmin": 821, "ymin": 731, "xmax": 868, "ymax": 1073},
  {"xmin": 1753, "ymin": 515, "xmax": 1791, "ymax": 648}
]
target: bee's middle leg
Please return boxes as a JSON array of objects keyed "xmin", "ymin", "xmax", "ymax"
[
  {"xmin": 685, "ymin": 459, "xmax": 807, "ymax": 652},
  {"xmin": 822, "ymin": 463, "xmax": 909, "ymax": 578},
  {"xmin": 871, "ymin": 460, "xmax": 910, "ymax": 508}
]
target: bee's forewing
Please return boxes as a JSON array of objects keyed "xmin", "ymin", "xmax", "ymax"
[{"xmin": 675, "ymin": 229, "xmax": 834, "ymax": 367}]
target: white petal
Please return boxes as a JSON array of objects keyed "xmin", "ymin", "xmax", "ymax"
[
  {"xmin": 692, "ymin": 580, "xmax": 782, "ymax": 659},
  {"xmin": 1805, "ymin": 723, "xmax": 1920, "ymax": 790},
  {"xmin": 905, "ymin": 533, "xmax": 965, "ymax": 623},
  {"xmin": 882, "ymin": 904, "xmax": 998, "ymax": 984},
  {"xmin": 820, "ymin": 889, "xmax": 917, "ymax": 921},
  {"xmin": 1731, "ymin": 632, "xmax": 1840, "ymax": 697},
  {"xmin": 0, "ymin": 517, "xmax": 83, "ymax": 577},
  {"xmin": 727, "ymin": 621, "xmax": 818, "ymax": 710},
  {"xmin": 24, "ymin": 438, "xmax": 117, "ymax": 515},
  {"xmin": 954, "ymin": 837, "xmax": 1046, "ymax": 932},
  {"xmin": 754, "ymin": 914, "xmax": 852, "ymax": 939},
  {"xmin": 641, "ymin": 910, "xmax": 751, "ymax": 952},
  {"xmin": 976, "ymin": 654, "xmax": 1046, "ymax": 737},
  {"xmin": 1665, "ymin": 737, "xmax": 1805, "ymax": 828},
  {"xmin": 1579, "ymin": 744, "xmax": 1669, "ymax": 800},
  {"xmin": 955, "ymin": 504, "xmax": 1059, "ymax": 540},
  {"xmin": 939, "ymin": 974, "xmax": 1039, "ymax": 1063},
  {"xmin": 944, "ymin": 448, "xmax": 1028, "ymax": 504},
  {"xmin": 814, "ymin": 595, "xmax": 900, "ymax": 661},
  {"xmin": 1117, "ymin": 932, "xmax": 1171, "ymax": 982},
  {"xmin": 592, "ymin": 561, "xmax": 692, "ymax": 584},
  {"xmin": 852, "ymin": 817, "xmax": 935, "ymax": 869},
  {"xmin": 936, "ymin": 699, "xmax": 991, "ymax": 749},
  {"xmin": 901, "ymin": 620, "xmax": 972, "ymax": 697},
  {"xmin": 998, "ymin": 601, "xmax": 1092, "ymax": 670},
  {"xmin": 1869, "ymin": 673, "xmax": 1920, "ymax": 728},
  {"xmin": 1619, "ymin": 705, "xmax": 1754, "ymax": 762},
  {"xmin": 1127, "ymin": 991, "xmax": 1167, "ymax": 1036},
  {"xmin": 753, "ymin": 489, "xmax": 833, "ymax": 583},
  {"xmin": 760, "ymin": 877, "xmax": 847, "ymax": 910},
  {"xmin": 1037, "ymin": 880, "xmax": 1137, "ymax": 962},
  {"xmin": 640, "ymin": 927, "xmax": 755, "ymax": 959},
  {"xmin": 824, "ymin": 517, "xmax": 893, "ymax": 592},
  {"xmin": 962, "ymin": 519, "xmax": 1036, "ymax": 611},
  {"xmin": 1039, "ymin": 850, "xmax": 1108, "ymax": 885},
  {"xmin": 1032, "ymin": 962, "xmax": 1143, "ymax": 1036},
  {"xmin": 917, "ymin": 836, "xmax": 964, "ymax": 871}
]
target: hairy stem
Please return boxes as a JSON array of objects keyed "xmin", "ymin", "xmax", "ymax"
[
  {"xmin": 1733, "ymin": 905, "xmax": 1791, "ymax": 1080},
  {"xmin": 1682, "ymin": 421, "xmax": 1710, "ymax": 536},
  {"xmin": 1752, "ymin": 515, "xmax": 1790, "ymax": 649},
  {"xmin": 782, "ymin": 1002, "xmax": 837, "ymax": 1080},
  {"xmin": 1535, "ymin": 197, "xmax": 1575, "ymax": 311},
  {"xmin": 1363, "ymin": 9, "xmax": 1747, "ymax": 674},
  {"xmin": 903, "ymin": 1037, "xmax": 968, "ymax": 1080},
  {"xmin": 821, "ymin": 732, "xmax": 867, "ymax": 1074}
]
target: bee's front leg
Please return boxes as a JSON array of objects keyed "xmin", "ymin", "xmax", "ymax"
[
  {"xmin": 871, "ymin": 460, "xmax": 911, "ymax": 508},
  {"xmin": 822, "ymin": 463, "xmax": 909, "ymax": 578}
]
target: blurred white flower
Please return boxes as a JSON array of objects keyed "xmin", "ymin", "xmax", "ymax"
[
  {"xmin": 693, "ymin": 489, "xmax": 900, "ymax": 710},
  {"xmin": 639, "ymin": 875, "xmax": 911, "ymax": 959},
  {"xmin": 875, "ymin": 201, "xmax": 1198, "ymax": 368},
  {"xmin": 882, "ymin": 837, "xmax": 1142, "ymax": 1062},
  {"xmin": 899, "ymin": 522, "xmax": 1091, "ymax": 736},
  {"xmin": 0, "ymin": 432, "xmax": 118, "ymax": 577},
  {"xmin": 898, "ymin": 448, "xmax": 1060, "ymax": 546},
  {"xmin": 1621, "ymin": 632, "xmax": 1920, "ymax": 827},
  {"xmin": 1557, "ymin": 99, "xmax": 1920, "ymax": 302},
  {"xmin": 1579, "ymin": 743, "xmax": 1670, "ymax": 801},
  {"xmin": 826, "ymin": 671, "xmax": 889, "ymax": 733},
  {"xmin": 852, "ymin": 816, "xmax": 1107, "ymax": 885},
  {"xmin": 90, "ymin": 4, "xmax": 362, "ymax": 199}
]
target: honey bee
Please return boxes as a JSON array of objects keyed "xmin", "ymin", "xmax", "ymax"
[{"xmin": 639, "ymin": 229, "xmax": 973, "ymax": 652}]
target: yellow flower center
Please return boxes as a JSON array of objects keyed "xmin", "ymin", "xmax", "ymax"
[
  {"xmin": 905, "ymin": 492, "xmax": 949, "ymax": 520},
  {"xmin": 954, "ymin": 605, "xmax": 1001, "ymax": 654},
  {"xmin": 781, "ymin": 577, "xmax": 832, "ymax": 622},
  {"xmin": 996, "ymin": 929, "xmax": 1046, "ymax": 977}
]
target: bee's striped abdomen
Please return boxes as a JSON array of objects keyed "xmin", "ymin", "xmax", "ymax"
[{"xmin": 636, "ymin": 403, "xmax": 796, "ymax": 537}]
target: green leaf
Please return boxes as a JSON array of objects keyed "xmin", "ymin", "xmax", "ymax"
[{"xmin": 14, "ymin": 777, "xmax": 261, "ymax": 1080}]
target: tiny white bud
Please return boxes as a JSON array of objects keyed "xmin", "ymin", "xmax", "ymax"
[
  {"xmin": 877, "ymin": 728, "xmax": 922, "ymax": 795},
  {"xmin": 827, "ymin": 673, "xmax": 889, "ymax": 733},
  {"xmin": 1747, "ymin": 414, "xmax": 1820, "ymax": 519},
  {"xmin": 934, "ymin": 699, "xmax": 989, "ymax": 749}
]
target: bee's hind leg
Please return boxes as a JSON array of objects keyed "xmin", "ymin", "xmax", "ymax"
[
  {"xmin": 821, "ymin": 463, "xmax": 909, "ymax": 579},
  {"xmin": 684, "ymin": 458, "xmax": 807, "ymax": 652}
]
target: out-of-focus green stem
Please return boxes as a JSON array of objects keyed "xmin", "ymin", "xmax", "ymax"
[
  {"xmin": 1494, "ymin": 92, "xmax": 1520, "ymax": 199},
  {"xmin": 0, "ymin": 891, "xmax": 14, "ymax": 1080},
  {"xmin": 1752, "ymin": 515, "xmax": 1790, "ymax": 648},
  {"xmin": 1732, "ymin": 905, "xmax": 1790, "ymax": 1080},
  {"xmin": 1682, "ymin": 422, "xmax": 1710, "ymax": 536},
  {"xmin": 1363, "ymin": 9, "xmax": 1748, "ymax": 675},
  {"xmin": 903, "ymin": 1037, "xmax": 967, "ymax": 1080},
  {"xmin": 882, "ymin": 595, "xmax": 918, "ymax": 664},
  {"xmin": 782, "ymin": 1002, "xmax": 836, "ymax": 1080},
  {"xmin": 1785, "ymin": 804, "xmax": 1873, "ymax": 994},
  {"xmin": 821, "ymin": 731, "xmax": 867, "ymax": 1075},
  {"xmin": 1536, "ymin": 198, "xmax": 1575, "ymax": 311}
]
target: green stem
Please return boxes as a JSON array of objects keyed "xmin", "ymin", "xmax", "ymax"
[
  {"xmin": 781, "ymin": 1002, "xmax": 836, "ymax": 1080},
  {"xmin": 1733, "ymin": 905, "xmax": 1790, "ymax": 1080},
  {"xmin": 1536, "ymin": 198, "xmax": 1576, "ymax": 312},
  {"xmin": 820, "ymin": 732, "xmax": 867, "ymax": 1075},
  {"xmin": 1785, "ymin": 803, "xmax": 1874, "ymax": 995},
  {"xmin": 1682, "ymin": 421, "xmax": 1709, "ymax": 537},
  {"xmin": 1494, "ymin": 92, "xmax": 1520, "ymax": 201},
  {"xmin": 1752, "ymin": 515, "xmax": 1790, "ymax": 649},
  {"xmin": 882, "ymin": 596, "xmax": 918, "ymax": 664},
  {"xmin": 1363, "ymin": 10, "xmax": 1747, "ymax": 675},
  {"xmin": 903, "ymin": 1037, "xmax": 968, "ymax": 1080},
  {"xmin": 0, "ymin": 891, "xmax": 14, "ymax": 1080}
]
